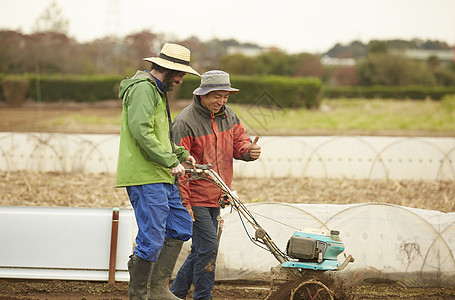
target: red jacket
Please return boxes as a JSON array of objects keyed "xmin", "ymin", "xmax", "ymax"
[{"xmin": 172, "ymin": 96, "xmax": 256, "ymax": 209}]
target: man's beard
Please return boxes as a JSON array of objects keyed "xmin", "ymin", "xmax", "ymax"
[{"xmin": 162, "ymin": 71, "xmax": 178, "ymax": 92}]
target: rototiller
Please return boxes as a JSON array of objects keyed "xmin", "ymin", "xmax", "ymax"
[{"xmin": 184, "ymin": 164, "xmax": 354, "ymax": 300}]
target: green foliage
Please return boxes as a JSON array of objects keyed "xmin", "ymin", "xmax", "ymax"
[
  {"xmin": 0, "ymin": 74, "xmax": 4, "ymax": 101},
  {"xmin": 255, "ymin": 51, "xmax": 296, "ymax": 75},
  {"xmin": 1, "ymin": 75, "xmax": 30, "ymax": 106},
  {"xmin": 441, "ymin": 94, "xmax": 455, "ymax": 114},
  {"xmin": 219, "ymin": 52, "xmax": 324, "ymax": 79},
  {"xmin": 356, "ymin": 53, "xmax": 437, "ymax": 86},
  {"xmin": 21, "ymin": 74, "xmax": 122, "ymax": 102},
  {"xmin": 219, "ymin": 54, "xmax": 257, "ymax": 75},
  {"xmin": 433, "ymin": 68, "xmax": 455, "ymax": 86},
  {"xmin": 325, "ymin": 40, "xmax": 368, "ymax": 59},
  {"xmin": 325, "ymin": 39, "xmax": 452, "ymax": 60},
  {"xmin": 448, "ymin": 62, "xmax": 455, "ymax": 73},
  {"xmin": 3, "ymin": 73, "xmax": 453, "ymax": 107},
  {"xmin": 367, "ymin": 40, "xmax": 389, "ymax": 54},
  {"xmin": 176, "ymin": 75, "xmax": 200, "ymax": 100},
  {"xmin": 324, "ymin": 85, "xmax": 455, "ymax": 100},
  {"xmin": 2, "ymin": 30, "xmax": 455, "ymax": 91}
]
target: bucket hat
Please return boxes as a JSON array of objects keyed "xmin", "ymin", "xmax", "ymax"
[
  {"xmin": 193, "ymin": 70, "xmax": 239, "ymax": 96},
  {"xmin": 143, "ymin": 43, "xmax": 200, "ymax": 76}
]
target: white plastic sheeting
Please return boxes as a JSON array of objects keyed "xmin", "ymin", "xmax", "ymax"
[
  {"xmin": 0, "ymin": 206, "xmax": 134, "ymax": 281},
  {"xmin": 1, "ymin": 132, "xmax": 454, "ymax": 180},
  {"xmin": 0, "ymin": 133, "xmax": 119, "ymax": 173},
  {"xmin": 1, "ymin": 204, "xmax": 454, "ymax": 286},
  {"xmin": 192, "ymin": 202, "xmax": 455, "ymax": 286},
  {"xmin": 233, "ymin": 136, "xmax": 455, "ymax": 180}
]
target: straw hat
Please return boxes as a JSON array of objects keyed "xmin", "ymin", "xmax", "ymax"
[
  {"xmin": 193, "ymin": 70, "xmax": 239, "ymax": 96},
  {"xmin": 143, "ymin": 43, "xmax": 200, "ymax": 76}
]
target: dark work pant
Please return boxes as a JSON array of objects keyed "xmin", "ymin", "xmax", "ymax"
[{"xmin": 171, "ymin": 206, "xmax": 220, "ymax": 300}]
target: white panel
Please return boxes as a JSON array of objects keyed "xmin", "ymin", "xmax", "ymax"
[
  {"xmin": 0, "ymin": 206, "xmax": 135, "ymax": 281},
  {"xmin": 0, "ymin": 268, "xmax": 129, "ymax": 281}
]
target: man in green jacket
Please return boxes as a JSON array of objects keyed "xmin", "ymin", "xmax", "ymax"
[{"xmin": 115, "ymin": 43, "xmax": 200, "ymax": 300}]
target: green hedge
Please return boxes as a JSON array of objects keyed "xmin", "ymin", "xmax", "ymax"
[
  {"xmin": 323, "ymin": 85, "xmax": 455, "ymax": 100},
  {"xmin": 0, "ymin": 74, "xmax": 123, "ymax": 103},
  {"xmin": 27, "ymin": 74, "xmax": 123, "ymax": 102},
  {"xmin": 177, "ymin": 75, "xmax": 323, "ymax": 109},
  {"xmin": 0, "ymin": 74, "xmax": 4, "ymax": 101},
  {"xmin": 16, "ymin": 74, "xmax": 455, "ymax": 105}
]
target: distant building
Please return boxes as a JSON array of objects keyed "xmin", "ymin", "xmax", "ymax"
[
  {"xmin": 393, "ymin": 48, "xmax": 455, "ymax": 64},
  {"xmin": 320, "ymin": 55, "xmax": 356, "ymax": 66},
  {"xmin": 321, "ymin": 48, "xmax": 455, "ymax": 66},
  {"xmin": 226, "ymin": 45, "xmax": 267, "ymax": 57}
]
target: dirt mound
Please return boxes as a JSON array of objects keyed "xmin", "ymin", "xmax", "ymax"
[{"xmin": 266, "ymin": 272, "xmax": 351, "ymax": 300}]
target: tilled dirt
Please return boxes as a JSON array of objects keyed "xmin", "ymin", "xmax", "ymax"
[
  {"xmin": 1, "ymin": 278, "xmax": 455, "ymax": 299},
  {"xmin": 0, "ymin": 279, "xmax": 270, "ymax": 300},
  {"xmin": 1, "ymin": 171, "xmax": 454, "ymax": 212}
]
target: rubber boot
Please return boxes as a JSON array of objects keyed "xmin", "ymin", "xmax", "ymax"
[
  {"xmin": 128, "ymin": 254, "xmax": 153, "ymax": 300},
  {"xmin": 148, "ymin": 238, "xmax": 184, "ymax": 300}
]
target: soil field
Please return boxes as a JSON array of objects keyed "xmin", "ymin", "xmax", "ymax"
[
  {"xmin": 0, "ymin": 101, "xmax": 454, "ymax": 299},
  {"xmin": 1, "ymin": 278, "xmax": 455, "ymax": 300}
]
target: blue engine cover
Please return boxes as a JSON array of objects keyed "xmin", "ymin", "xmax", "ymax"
[
  {"xmin": 283, "ymin": 231, "xmax": 345, "ymax": 270},
  {"xmin": 292, "ymin": 231, "xmax": 345, "ymax": 260}
]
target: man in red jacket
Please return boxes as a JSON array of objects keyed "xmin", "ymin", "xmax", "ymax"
[{"xmin": 170, "ymin": 70, "xmax": 261, "ymax": 300}]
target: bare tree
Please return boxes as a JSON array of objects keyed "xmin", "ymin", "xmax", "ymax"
[{"xmin": 32, "ymin": 1, "xmax": 69, "ymax": 35}]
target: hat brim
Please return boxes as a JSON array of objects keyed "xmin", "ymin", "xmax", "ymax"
[
  {"xmin": 143, "ymin": 57, "xmax": 200, "ymax": 76},
  {"xmin": 193, "ymin": 86, "xmax": 239, "ymax": 96}
]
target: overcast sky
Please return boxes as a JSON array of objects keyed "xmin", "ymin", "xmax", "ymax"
[{"xmin": 1, "ymin": 0, "xmax": 454, "ymax": 53}]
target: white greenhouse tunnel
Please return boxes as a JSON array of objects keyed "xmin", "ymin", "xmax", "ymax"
[
  {"xmin": 0, "ymin": 132, "xmax": 454, "ymax": 180},
  {"xmin": 211, "ymin": 202, "xmax": 455, "ymax": 286}
]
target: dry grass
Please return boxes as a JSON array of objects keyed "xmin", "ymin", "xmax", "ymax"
[
  {"xmin": 0, "ymin": 171, "xmax": 129, "ymax": 208},
  {"xmin": 233, "ymin": 177, "xmax": 455, "ymax": 212}
]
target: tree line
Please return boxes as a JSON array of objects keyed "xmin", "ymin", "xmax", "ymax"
[
  {"xmin": 220, "ymin": 40, "xmax": 455, "ymax": 87},
  {"xmin": 1, "ymin": 29, "xmax": 454, "ymax": 87}
]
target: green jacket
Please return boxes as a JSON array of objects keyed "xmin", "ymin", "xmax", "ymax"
[{"xmin": 115, "ymin": 71, "xmax": 190, "ymax": 187}]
